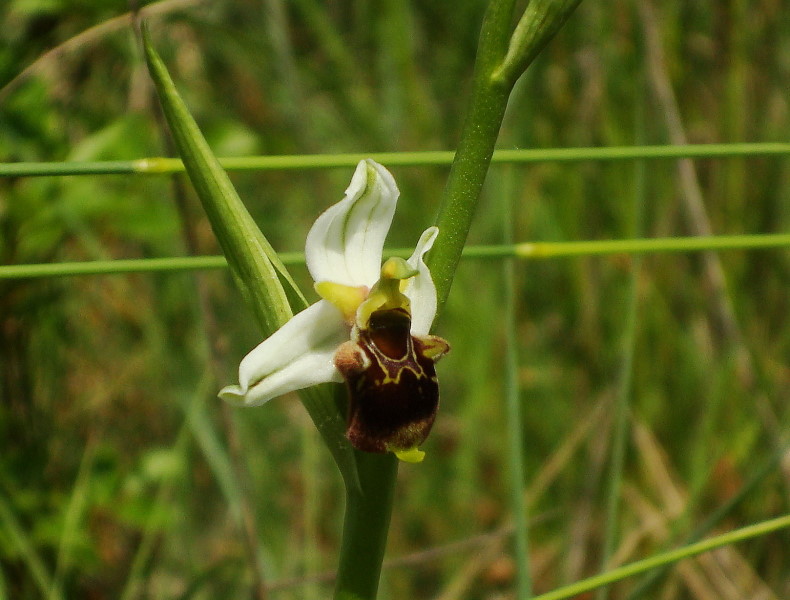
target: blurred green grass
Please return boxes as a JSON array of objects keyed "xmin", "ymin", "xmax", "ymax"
[{"xmin": 1, "ymin": 1, "xmax": 788, "ymax": 599}]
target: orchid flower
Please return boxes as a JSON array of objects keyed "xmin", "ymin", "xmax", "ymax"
[{"xmin": 220, "ymin": 159, "xmax": 449, "ymax": 463}]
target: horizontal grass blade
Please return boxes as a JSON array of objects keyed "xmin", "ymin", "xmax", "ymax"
[
  {"xmin": 533, "ymin": 514, "xmax": 790, "ymax": 600},
  {"xmin": 2, "ymin": 234, "xmax": 788, "ymax": 280},
  {"xmin": 2, "ymin": 143, "xmax": 788, "ymax": 177}
]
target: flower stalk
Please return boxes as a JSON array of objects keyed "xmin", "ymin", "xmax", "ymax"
[{"xmin": 333, "ymin": 450, "xmax": 398, "ymax": 600}]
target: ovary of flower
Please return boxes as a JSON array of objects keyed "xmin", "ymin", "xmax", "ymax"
[{"xmin": 219, "ymin": 159, "xmax": 449, "ymax": 460}]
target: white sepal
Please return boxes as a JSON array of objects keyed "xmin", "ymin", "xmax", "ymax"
[
  {"xmin": 305, "ymin": 159, "xmax": 398, "ymax": 287},
  {"xmin": 219, "ymin": 300, "xmax": 346, "ymax": 406},
  {"xmin": 220, "ymin": 349, "xmax": 343, "ymax": 406}
]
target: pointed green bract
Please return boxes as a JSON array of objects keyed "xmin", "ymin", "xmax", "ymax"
[
  {"xmin": 493, "ymin": 0, "xmax": 585, "ymax": 87},
  {"xmin": 141, "ymin": 25, "xmax": 358, "ymax": 488},
  {"xmin": 142, "ymin": 25, "xmax": 300, "ymax": 331}
]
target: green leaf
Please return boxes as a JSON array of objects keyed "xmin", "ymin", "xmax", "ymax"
[
  {"xmin": 142, "ymin": 25, "xmax": 302, "ymax": 332},
  {"xmin": 141, "ymin": 25, "xmax": 359, "ymax": 488}
]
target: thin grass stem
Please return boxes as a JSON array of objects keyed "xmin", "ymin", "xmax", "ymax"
[
  {"xmin": 595, "ymin": 81, "xmax": 647, "ymax": 600},
  {"xmin": 2, "ymin": 234, "xmax": 788, "ymax": 280},
  {"xmin": 1, "ymin": 143, "xmax": 788, "ymax": 177},
  {"xmin": 50, "ymin": 438, "xmax": 97, "ymax": 600},
  {"xmin": 533, "ymin": 514, "xmax": 790, "ymax": 600},
  {"xmin": 513, "ymin": 234, "xmax": 790, "ymax": 257},
  {"xmin": 0, "ymin": 492, "xmax": 61, "ymax": 600},
  {"xmin": 625, "ymin": 444, "xmax": 789, "ymax": 600},
  {"xmin": 502, "ymin": 168, "xmax": 533, "ymax": 599}
]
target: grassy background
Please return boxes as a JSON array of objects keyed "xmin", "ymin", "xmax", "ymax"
[{"xmin": 1, "ymin": 0, "xmax": 788, "ymax": 598}]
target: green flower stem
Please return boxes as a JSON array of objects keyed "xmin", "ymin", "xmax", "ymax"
[
  {"xmin": 1, "ymin": 143, "xmax": 788, "ymax": 177},
  {"xmin": 425, "ymin": 0, "xmax": 517, "ymax": 310},
  {"xmin": 532, "ymin": 513, "xmax": 790, "ymax": 600},
  {"xmin": 332, "ymin": 4, "xmax": 563, "ymax": 594},
  {"xmin": 3, "ymin": 234, "xmax": 787, "ymax": 280},
  {"xmin": 426, "ymin": 0, "xmax": 585, "ymax": 311},
  {"xmin": 334, "ymin": 452, "xmax": 398, "ymax": 600}
]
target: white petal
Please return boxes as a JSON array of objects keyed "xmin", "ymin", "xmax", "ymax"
[
  {"xmin": 305, "ymin": 159, "xmax": 399, "ymax": 287},
  {"xmin": 220, "ymin": 349, "xmax": 343, "ymax": 407},
  {"xmin": 219, "ymin": 300, "xmax": 347, "ymax": 406},
  {"xmin": 403, "ymin": 226, "xmax": 439, "ymax": 336}
]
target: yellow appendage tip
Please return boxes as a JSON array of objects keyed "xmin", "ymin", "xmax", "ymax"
[{"xmin": 394, "ymin": 448, "xmax": 425, "ymax": 463}]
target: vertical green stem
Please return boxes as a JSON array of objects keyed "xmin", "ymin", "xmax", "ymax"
[
  {"xmin": 502, "ymin": 169, "xmax": 533, "ymax": 598},
  {"xmin": 428, "ymin": 0, "xmax": 585, "ymax": 312},
  {"xmin": 334, "ymin": 452, "xmax": 398, "ymax": 600},
  {"xmin": 428, "ymin": 0, "xmax": 516, "ymax": 311},
  {"xmin": 596, "ymin": 75, "xmax": 647, "ymax": 600},
  {"xmin": 596, "ymin": 261, "xmax": 639, "ymax": 599}
]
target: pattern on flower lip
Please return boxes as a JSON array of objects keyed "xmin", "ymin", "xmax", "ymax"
[
  {"xmin": 335, "ymin": 308, "xmax": 449, "ymax": 455},
  {"xmin": 219, "ymin": 159, "xmax": 449, "ymax": 461}
]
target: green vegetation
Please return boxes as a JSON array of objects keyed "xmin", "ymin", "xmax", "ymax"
[{"xmin": 1, "ymin": 1, "xmax": 788, "ymax": 599}]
